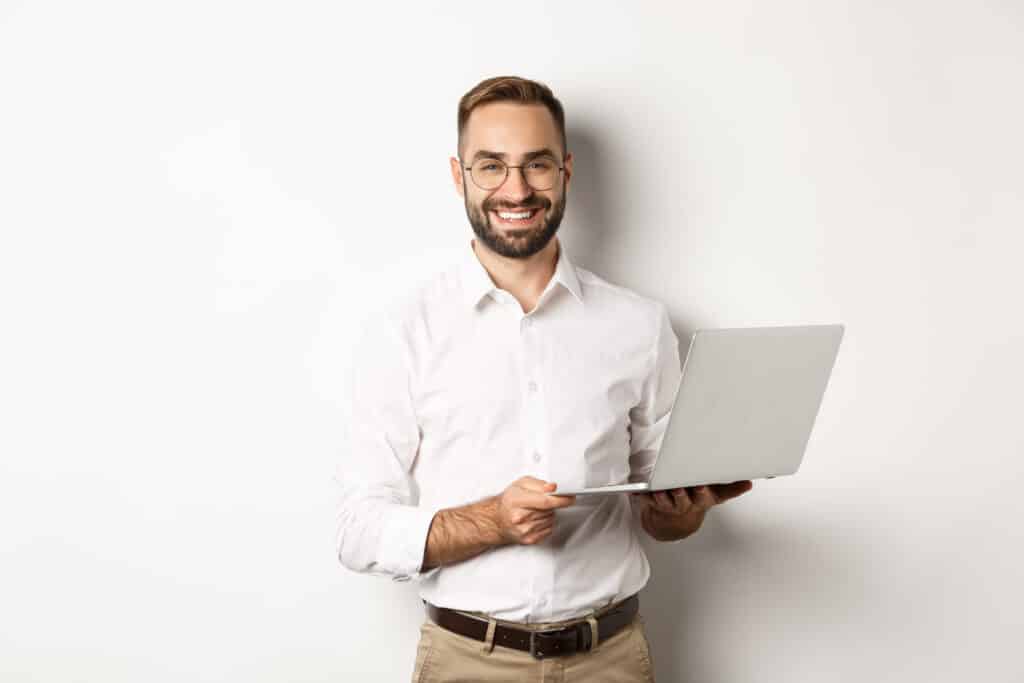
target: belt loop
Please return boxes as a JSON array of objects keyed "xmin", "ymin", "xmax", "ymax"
[
  {"xmin": 586, "ymin": 615, "xmax": 599, "ymax": 650},
  {"xmin": 481, "ymin": 617, "xmax": 497, "ymax": 654}
]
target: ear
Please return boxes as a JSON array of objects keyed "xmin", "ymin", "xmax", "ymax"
[
  {"xmin": 449, "ymin": 156, "xmax": 465, "ymax": 198},
  {"xmin": 563, "ymin": 151, "xmax": 574, "ymax": 193}
]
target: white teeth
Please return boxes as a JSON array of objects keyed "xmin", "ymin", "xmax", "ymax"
[{"xmin": 497, "ymin": 210, "xmax": 533, "ymax": 220}]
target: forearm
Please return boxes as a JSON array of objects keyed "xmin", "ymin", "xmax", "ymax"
[{"xmin": 421, "ymin": 495, "xmax": 508, "ymax": 571}]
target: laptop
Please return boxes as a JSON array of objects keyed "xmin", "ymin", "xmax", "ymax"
[{"xmin": 550, "ymin": 324, "xmax": 845, "ymax": 496}]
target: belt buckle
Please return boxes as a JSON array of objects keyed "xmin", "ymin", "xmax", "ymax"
[{"xmin": 528, "ymin": 625, "xmax": 584, "ymax": 660}]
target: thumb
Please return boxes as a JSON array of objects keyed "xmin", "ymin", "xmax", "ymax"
[{"xmin": 520, "ymin": 477, "xmax": 557, "ymax": 492}]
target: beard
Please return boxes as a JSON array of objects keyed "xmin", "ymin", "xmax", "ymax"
[{"xmin": 463, "ymin": 179, "xmax": 567, "ymax": 259}]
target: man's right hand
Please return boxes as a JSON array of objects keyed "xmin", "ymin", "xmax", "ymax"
[{"xmin": 493, "ymin": 476, "xmax": 576, "ymax": 546}]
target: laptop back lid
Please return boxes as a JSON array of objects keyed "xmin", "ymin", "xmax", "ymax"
[{"xmin": 648, "ymin": 324, "xmax": 844, "ymax": 489}]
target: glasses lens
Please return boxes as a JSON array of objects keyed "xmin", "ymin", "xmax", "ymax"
[
  {"xmin": 471, "ymin": 158, "xmax": 507, "ymax": 190},
  {"xmin": 523, "ymin": 157, "xmax": 558, "ymax": 191},
  {"xmin": 469, "ymin": 157, "xmax": 561, "ymax": 191}
]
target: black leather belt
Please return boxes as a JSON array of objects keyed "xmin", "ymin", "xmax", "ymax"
[{"xmin": 423, "ymin": 593, "xmax": 639, "ymax": 659}]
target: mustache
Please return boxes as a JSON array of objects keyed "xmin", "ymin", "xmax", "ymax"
[{"xmin": 484, "ymin": 199, "xmax": 548, "ymax": 212}]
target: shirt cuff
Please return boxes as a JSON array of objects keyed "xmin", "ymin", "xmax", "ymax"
[{"xmin": 381, "ymin": 503, "xmax": 444, "ymax": 583}]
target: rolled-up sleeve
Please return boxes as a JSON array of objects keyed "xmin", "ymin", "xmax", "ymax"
[
  {"xmin": 334, "ymin": 311, "xmax": 442, "ymax": 583},
  {"xmin": 628, "ymin": 302, "xmax": 683, "ymax": 483}
]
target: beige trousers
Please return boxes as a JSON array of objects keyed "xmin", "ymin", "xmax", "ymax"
[{"xmin": 410, "ymin": 604, "xmax": 656, "ymax": 682}]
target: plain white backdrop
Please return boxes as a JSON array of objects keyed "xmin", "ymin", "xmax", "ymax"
[{"xmin": 1, "ymin": 1, "xmax": 1021, "ymax": 681}]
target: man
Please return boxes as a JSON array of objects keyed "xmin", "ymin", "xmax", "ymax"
[{"xmin": 335, "ymin": 75, "xmax": 753, "ymax": 682}]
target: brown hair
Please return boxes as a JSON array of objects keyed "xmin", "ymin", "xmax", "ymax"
[{"xmin": 457, "ymin": 76, "xmax": 567, "ymax": 159}]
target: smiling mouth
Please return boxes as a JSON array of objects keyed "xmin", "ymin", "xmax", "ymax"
[{"xmin": 490, "ymin": 208, "xmax": 542, "ymax": 226}]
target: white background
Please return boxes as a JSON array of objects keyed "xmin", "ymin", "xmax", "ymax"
[{"xmin": 1, "ymin": 2, "xmax": 1021, "ymax": 681}]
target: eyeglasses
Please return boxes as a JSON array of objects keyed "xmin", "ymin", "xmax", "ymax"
[{"xmin": 462, "ymin": 156, "xmax": 565, "ymax": 192}]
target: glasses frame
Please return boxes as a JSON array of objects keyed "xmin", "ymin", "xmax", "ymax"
[{"xmin": 462, "ymin": 156, "xmax": 565, "ymax": 192}]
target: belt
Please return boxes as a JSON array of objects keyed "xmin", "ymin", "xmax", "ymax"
[{"xmin": 423, "ymin": 593, "xmax": 639, "ymax": 660}]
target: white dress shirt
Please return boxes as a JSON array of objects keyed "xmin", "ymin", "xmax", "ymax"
[{"xmin": 335, "ymin": 237, "xmax": 684, "ymax": 623}]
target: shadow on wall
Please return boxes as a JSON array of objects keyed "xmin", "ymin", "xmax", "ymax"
[
  {"xmin": 565, "ymin": 119, "xmax": 699, "ymax": 338},
  {"xmin": 637, "ymin": 511, "xmax": 874, "ymax": 683},
  {"xmin": 563, "ymin": 121, "xmax": 622, "ymax": 281}
]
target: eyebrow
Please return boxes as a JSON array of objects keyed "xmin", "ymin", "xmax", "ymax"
[{"xmin": 470, "ymin": 148, "xmax": 559, "ymax": 163}]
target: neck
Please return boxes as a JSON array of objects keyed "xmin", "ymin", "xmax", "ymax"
[{"xmin": 472, "ymin": 238, "xmax": 559, "ymax": 313}]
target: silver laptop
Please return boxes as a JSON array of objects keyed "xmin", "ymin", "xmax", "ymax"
[{"xmin": 551, "ymin": 324, "xmax": 845, "ymax": 496}]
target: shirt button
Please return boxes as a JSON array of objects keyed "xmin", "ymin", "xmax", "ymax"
[
  {"xmin": 538, "ymin": 596, "xmax": 547, "ymax": 606},
  {"xmin": 533, "ymin": 451, "xmax": 541, "ymax": 462},
  {"xmin": 528, "ymin": 381, "xmax": 538, "ymax": 393},
  {"xmin": 522, "ymin": 317, "xmax": 532, "ymax": 328}
]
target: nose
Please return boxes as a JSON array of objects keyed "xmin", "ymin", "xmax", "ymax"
[{"xmin": 496, "ymin": 166, "xmax": 533, "ymax": 203}]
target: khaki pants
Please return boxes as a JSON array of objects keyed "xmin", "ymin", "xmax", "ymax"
[{"xmin": 410, "ymin": 605, "xmax": 656, "ymax": 682}]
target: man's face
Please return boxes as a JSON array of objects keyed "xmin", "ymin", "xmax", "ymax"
[{"xmin": 450, "ymin": 102, "xmax": 573, "ymax": 259}]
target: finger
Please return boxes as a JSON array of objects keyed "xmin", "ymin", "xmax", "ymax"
[
  {"xmin": 689, "ymin": 485, "xmax": 717, "ymax": 511},
  {"xmin": 525, "ymin": 518, "xmax": 555, "ymax": 543},
  {"xmin": 533, "ymin": 515, "xmax": 555, "ymax": 531},
  {"xmin": 523, "ymin": 526, "xmax": 553, "ymax": 545},
  {"xmin": 653, "ymin": 491, "xmax": 675, "ymax": 513},
  {"xmin": 630, "ymin": 493, "xmax": 654, "ymax": 511},
  {"xmin": 538, "ymin": 481, "xmax": 574, "ymax": 501},
  {"xmin": 509, "ymin": 509, "xmax": 552, "ymax": 531},
  {"xmin": 709, "ymin": 480, "xmax": 753, "ymax": 504},
  {"xmin": 519, "ymin": 478, "xmax": 556, "ymax": 492},
  {"xmin": 533, "ymin": 491, "xmax": 576, "ymax": 509},
  {"xmin": 550, "ymin": 497, "xmax": 576, "ymax": 509},
  {"xmin": 522, "ymin": 508, "xmax": 554, "ymax": 523},
  {"xmin": 670, "ymin": 487, "xmax": 692, "ymax": 513},
  {"xmin": 524, "ymin": 520, "xmax": 557, "ymax": 540}
]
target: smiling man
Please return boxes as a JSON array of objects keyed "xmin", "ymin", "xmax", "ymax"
[
  {"xmin": 335, "ymin": 76, "xmax": 752, "ymax": 682},
  {"xmin": 452, "ymin": 101, "xmax": 567, "ymax": 265}
]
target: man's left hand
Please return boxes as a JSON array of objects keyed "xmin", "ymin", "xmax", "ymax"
[{"xmin": 631, "ymin": 480, "xmax": 753, "ymax": 541}]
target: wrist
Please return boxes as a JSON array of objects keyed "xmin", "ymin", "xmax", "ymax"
[{"xmin": 478, "ymin": 495, "xmax": 510, "ymax": 547}]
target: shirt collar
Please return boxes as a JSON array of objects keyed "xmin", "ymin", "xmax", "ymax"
[{"xmin": 460, "ymin": 238, "xmax": 584, "ymax": 311}]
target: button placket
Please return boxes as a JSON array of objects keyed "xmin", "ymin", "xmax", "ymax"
[
  {"xmin": 518, "ymin": 310, "xmax": 544, "ymax": 615},
  {"xmin": 520, "ymin": 314, "xmax": 547, "ymax": 481}
]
